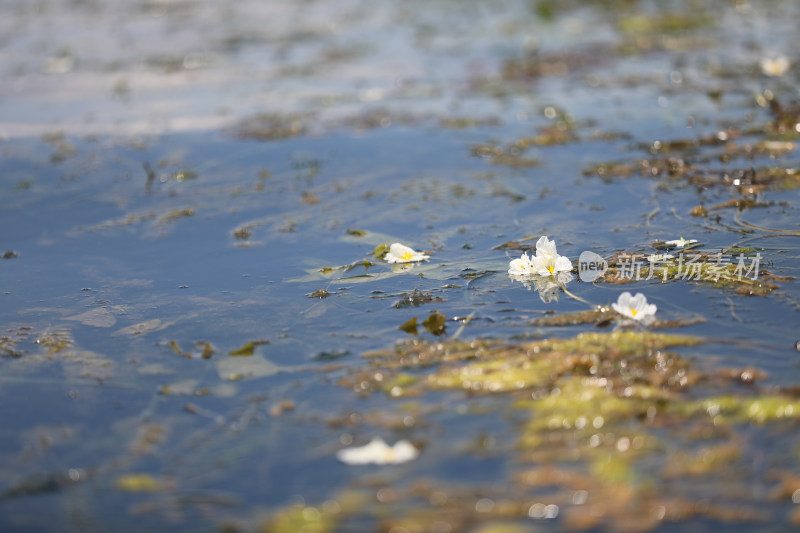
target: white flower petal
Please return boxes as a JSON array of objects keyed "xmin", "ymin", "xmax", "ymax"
[
  {"xmin": 386, "ymin": 242, "xmax": 429, "ymax": 263},
  {"xmin": 611, "ymin": 292, "xmax": 657, "ymax": 322},
  {"xmin": 554, "ymin": 255, "xmax": 573, "ymax": 273},
  {"xmin": 761, "ymin": 56, "xmax": 790, "ymax": 77},
  {"xmin": 535, "ymin": 236, "xmax": 558, "ymax": 257},
  {"xmin": 388, "ymin": 440, "xmax": 419, "ymax": 463},
  {"xmin": 508, "ymin": 252, "xmax": 533, "ymax": 276},
  {"xmin": 337, "ymin": 438, "xmax": 419, "ymax": 465},
  {"xmin": 664, "ymin": 237, "xmax": 697, "ymax": 248}
]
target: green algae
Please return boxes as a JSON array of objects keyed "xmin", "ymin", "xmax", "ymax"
[
  {"xmin": 398, "ymin": 316, "xmax": 418, "ymax": 335},
  {"xmin": 427, "ymin": 353, "xmax": 565, "ymax": 393},
  {"xmin": 618, "ymin": 12, "xmax": 714, "ymax": 35},
  {"xmin": 422, "ymin": 311, "xmax": 447, "ymax": 336},
  {"xmin": 228, "ymin": 340, "xmax": 269, "ymax": 357},
  {"xmin": 372, "ymin": 243, "xmax": 390, "ymax": 260},
  {"xmin": 307, "ymin": 289, "xmax": 330, "ymax": 299},
  {"xmin": 599, "ymin": 249, "xmax": 778, "ymax": 295},
  {"xmin": 350, "ymin": 325, "xmax": 800, "ymax": 531},
  {"xmin": 676, "ymin": 395, "xmax": 800, "ymax": 425},
  {"xmin": 259, "ymin": 503, "xmax": 337, "ymax": 533},
  {"xmin": 392, "ymin": 289, "xmax": 444, "ymax": 309},
  {"xmin": 362, "ymin": 331, "xmax": 702, "ymax": 397},
  {"xmin": 34, "ymin": 328, "xmax": 74, "ymax": 354},
  {"xmin": 157, "ymin": 207, "xmax": 195, "ymax": 225}
]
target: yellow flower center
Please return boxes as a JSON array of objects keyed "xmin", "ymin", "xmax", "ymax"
[
  {"xmin": 630, "ymin": 308, "xmax": 638, "ymax": 317},
  {"xmin": 547, "ymin": 265, "xmax": 554, "ymax": 274},
  {"xmin": 402, "ymin": 252, "xmax": 414, "ymax": 261}
]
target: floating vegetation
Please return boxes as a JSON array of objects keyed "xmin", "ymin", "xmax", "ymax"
[
  {"xmin": 228, "ymin": 340, "xmax": 269, "ymax": 357},
  {"xmin": 529, "ymin": 308, "xmax": 610, "ymax": 327},
  {"xmin": 421, "ymin": 311, "xmax": 447, "ymax": 336},
  {"xmin": 391, "ymin": 289, "xmax": 443, "ymax": 309},
  {"xmin": 598, "ymin": 249, "xmax": 779, "ymax": 295},
  {"xmin": 398, "ymin": 316, "xmax": 419, "ymax": 335},
  {"xmin": 501, "ymin": 44, "xmax": 615, "ymax": 80},
  {"xmin": 336, "ymin": 324, "xmax": 800, "ymax": 530},
  {"xmin": 231, "ymin": 112, "xmax": 308, "ymax": 141},
  {"xmin": 470, "ymin": 143, "xmax": 540, "ymax": 168},
  {"xmin": 34, "ymin": 328, "xmax": 74, "ymax": 354},
  {"xmin": 1, "ymin": 469, "xmax": 89, "ymax": 500},
  {"xmin": 0, "ymin": 326, "xmax": 31, "ymax": 358},
  {"xmin": 307, "ymin": 289, "xmax": 330, "ymax": 299},
  {"xmin": 157, "ymin": 207, "xmax": 195, "ymax": 225},
  {"xmin": 114, "ymin": 473, "xmax": 171, "ymax": 493},
  {"xmin": 259, "ymin": 502, "xmax": 338, "ymax": 533}
]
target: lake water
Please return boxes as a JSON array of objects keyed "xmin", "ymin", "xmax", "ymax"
[{"xmin": 2, "ymin": 1, "xmax": 800, "ymax": 532}]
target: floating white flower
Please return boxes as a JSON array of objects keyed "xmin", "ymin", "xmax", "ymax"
[
  {"xmin": 664, "ymin": 237, "xmax": 697, "ymax": 248},
  {"xmin": 508, "ymin": 252, "xmax": 535, "ymax": 277},
  {"xmin": 385, "ymin": 243, "xmax": 429, "ymax": 264},
  {"xmin": 509, "ymin": 237, "xmax": 574, "ymax": 301},
  {"xmin": 647, "ymin": 253, "xmax": 674, "ymax": 262},
  {"xmin": 611, "ymin": 292, "xmax": 657, "ymax": 324},
  {"xmin": 336, "ymin": 437, "xmax": 419, "ymax": 465},
  {"xmin": 760, "ymin": 55, "xmax": 790, "ymax": 77},
  {"xmin": 532, "ymin": 236, "xmax": 573, "ymax": 277}
]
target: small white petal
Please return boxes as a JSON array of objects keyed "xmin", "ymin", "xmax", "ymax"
[
  {"xmin": 554, "ymin": 255, "xmax": 573, "ymax": 273},
  {"xmin": 337, "ymin": 438, "xmax": 419, "ymax": 465},
  {"xmin": 386, "ymin": 242, "xmax": 429, "ymax": 263},
  {"xmin": 664, "ymin": 237, "xmax": 697, "ymax": 248},
  {"xmin": 508, "ymin": 252, "xmax": 533, "ymax": 276},
  {"xmin": 612, "ymin": 292, "xmax": 656, "ymax": 322},
  {"xmin": 535, "ymin": 236, "xmax": 558, "ymax": 257},
  {"xmin": 761, "ymin": 56, "xmax": 790, "ymax": 77}
]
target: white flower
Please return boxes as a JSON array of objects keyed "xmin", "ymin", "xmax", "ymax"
[
  {"xmin": 508, "ymin": 252, "xmax": 535, "ymax": 277},
  {"xmin": 664, "ymin": 237, "xmax": 697, "ymax": 248},
  {"xmin": 647, "ymin": 253, "xmax": 674, "ymax": 262},
  {"xmin": 532, "ymin": 236, "xmax": 573, "ymax": 277},
  {"xmin": 336, "ymin": 437, "xmax": 419, "ymax": 465},
  {"xmin": 611, "ymin": 292, "xmax": 657, "ymax": 324},
  {"xmin": 385, "ymin": 243, "xmax": 429, "ymax": 264},
  {"xmin": 760, "ymin": 55, "xmax": 790, "ymax": 77},
  {"xmin": 508, "ymin": 238, "xmax": 573, "ymax": 301}
]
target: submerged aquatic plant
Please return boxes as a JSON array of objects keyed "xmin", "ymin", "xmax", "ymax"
[
  {"xmin": 611, "ymin": 292, "xmax": 657, "ymax": 324},
  {"xmin": 385, "ymin": 243, "xmax": 429, "ymax": 264},
  {"xmin": 336, "ymin": 437, "xmax": 419, "ymax": 465}
]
